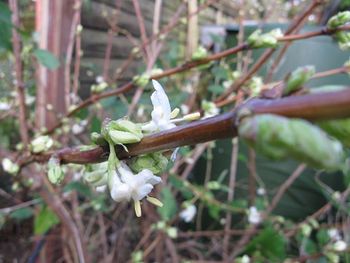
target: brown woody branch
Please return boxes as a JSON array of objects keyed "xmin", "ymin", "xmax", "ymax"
[{"xmin": 28, "ymin": 88, "xmax": 350, "ymax": 166}]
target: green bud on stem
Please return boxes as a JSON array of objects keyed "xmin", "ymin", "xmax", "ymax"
[
  {"xmin": 284, "ymin": 65, "xmax": 315, "ymax": 95},
  {"xmin": 48, "ymin": 157, "xmax": 64, "ymax": 185},
  {"xmin": 327, "ymin": 11, "xmax": 350, "ymax": 29}
]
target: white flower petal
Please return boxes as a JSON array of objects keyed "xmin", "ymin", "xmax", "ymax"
[
  {"xmin": 133, "ymin": 184, "xmax": 154, "ymax": 201},
  {"xmin": 151, "ymin": 80, "xmax": 171, "ymax": 118},
  {"xmin": 180, "ymin": 205, "xmax": 197, "ymax": 222},
  {"xmin": 111, "ymin": 183, "xmax": 131, "ymax": 202}
]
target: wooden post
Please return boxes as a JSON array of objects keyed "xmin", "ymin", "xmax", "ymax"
[
  {"xmin": 35, "ymin": 0, "xmax": 75, "ymax": 130},
  {"xmin": 186, "ymin": 0, "xmax": 198, "ymax": 59}
]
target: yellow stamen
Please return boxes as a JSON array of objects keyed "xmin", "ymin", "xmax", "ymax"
[
  {"xmin": 134, "ymin": 200, "xmax": 142, "ymax": 217},
  {"xmin": 147, "ymin": 196, "xmax": 163, "ymax": 207},
  {"xmin": 170, "ymin": 108, "xmax": 180, "ymax": 119},
  {"xmin": 183, "ymin": 112, "xmax": 201, "ymax": 121}
]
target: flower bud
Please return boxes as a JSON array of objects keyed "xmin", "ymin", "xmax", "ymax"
[
  {"xmin": 334, "ymin": 31, "xmax": 350, "ymax": 50},
  {"xmin": 202, "ymin": 100, "xmax": 219, "ymax": 118},
  {"xmin": 104, "ymin": 119, "xmax": 143, "ymax": 145},
  {"xmin": 91, "ymin": 82, "xmax": 108, "ymax": 94},
  {"xmin": 133, "ymin": 73, "xmax": 150, "ymax": 88},
  {"xmin": 191, "ymin": 46, "xmax": 208, "ymax": 60},
  {"xmin": 327, "ymin": 11, "xmax": 350, "ymax": 29},
  {"xmin": 2, "ymin": 158, "xmax": 19, "ymax": 175},
  {"xmin": 47, "ymin": 157, "xmax": 64, "ymax": 185},
  {"xmin": 238, "ymin": 114, "xmax": 345, "ymax": 171},
  {"xmin": 84, "ymin": 162, "xmax": 108, "ymax": 187},
  {"xmin": 284, "ymin": 65, "xmax": 315, "ymax": 95},
  {"xmin": 129, "ymin": 152, "xmax": 168, "ymax": 174},
  {"xmin": 30, "ymin": 135, "xmax": 54, "ymax": 153},
  {"xmin": 90, "ymin": 132, "xmax": 107, "ymax": 146},
  {"xmin": 247, "ymin": 28, "xmax": 283, "ymax": 49}
]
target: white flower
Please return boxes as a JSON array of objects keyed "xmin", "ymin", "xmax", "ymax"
[
  {"xmin": 109, "ymin": 162, "xmax": 162, "ymax": 217},
  {"xmin": 72, "ymin": 120, "xmax": 88, "ymax": 135},
  {"xmin": 96, "ymin": 185, "xmax": 107, "ymax": 192},
  {"xmin": 241, "ymin": 255, "xmax": 250, "ymax": 263},
  {"xmin": 0, "ymin": 102, "xmax": 10, "ymax": 111},
  {"xmin": 30, "ymin": 135, "xmax": 54, "ymax": 153},
  {"xmin": 333, "ymin": 240, "xmax": 347, "ymax": 252},
  {"xmin": 142, "ymin": 80, "xmax": 176, "ymax": 133},
  {"xmin": 179, "ymin": 204, "xmax": 197, "ymax": 222},
  {"xmin": 248, "ymin": 206, "xmax": 262, "ymax": 225},
  {"xmin": 2, "ymin": 158, "xmax": 19, "ymax": 175},
  {"xmin": 257, "ymin": 187, "xmax": 266, "ymax": 196},
  {"xmin": 328, "ymin": 228, "xmax": 341, "ymax": 241},
  {"xmin": 95, "ymin": 75, "xmax": 104, "ymax": 84}
]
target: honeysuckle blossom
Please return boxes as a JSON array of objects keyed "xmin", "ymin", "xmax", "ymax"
[
  {"xmin": 248, "ymin": 206, "xmax": 262, "ymax": 225},
  {"xmin": 142, "ymin": 80, "xmax": 177, "ymax": 133},
  {"xmin": 333, "ymin": 240, "xmax": 347, "ymax": 252},
  {"xmin": 109, "ymin": 162, "xmax": 162, "ymax": 217},
  {"xmin": 179, "ymin": 204, "xmax": 197, "ymax": 222}
]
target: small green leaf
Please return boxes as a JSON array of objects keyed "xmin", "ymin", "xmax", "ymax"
[
  {"xmin": 158, "ymin": 186, "xmax": 177, "ymax": 221},
  {"xmin": 63, "ymin": 181, "xmax": 92, "ymax": 197},
  {"xmin": 9, "ymin": 207, "xmax": 33, "ymax": 220},
  {"xmin": 33, "ymin": 49, "xmax": 60, "ymax": 69},
  {"xmin": 245, "ymin": 226, "xmax": 286, "ymax": 260},
  {"xmin": 208, "ymin": 84, "xmax": 224, "ymax": 95},
  {"xmin": 34, "ymin": 206, "xmax": 60, "ymax": 235}
]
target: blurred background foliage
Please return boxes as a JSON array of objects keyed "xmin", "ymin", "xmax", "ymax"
[{"xmin": 0, "ymin": 0, "xmax": 350, "ymax": 262}]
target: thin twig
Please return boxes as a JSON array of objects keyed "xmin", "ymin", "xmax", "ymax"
[
  {"xmin": 64, "ymin": 0, "xmax": 82, "ymax": 109},
  {"xmin": 223, "ymin": 138, "xmax": 239, "ymax": 260}
]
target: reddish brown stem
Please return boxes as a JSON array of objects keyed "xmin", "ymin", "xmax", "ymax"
[{"xmin": 27, "ymin": 88, "xmax": 350, "ymax": 166}]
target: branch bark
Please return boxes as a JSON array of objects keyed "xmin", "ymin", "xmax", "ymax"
[{"xmin": 24, "ymin": 88, "xmax": 350, "ymax": 166}]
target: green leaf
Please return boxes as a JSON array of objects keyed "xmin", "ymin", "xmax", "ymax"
[
  {"xmin": 33, "ymin": 49, "xmax": 60, "ymax": 69},
  {"xmin": 63, "ymin": 181, "xmax": 92, "ymax": 197},
  {"xmin": 9, "ymin": 207, "xmax": 33, "ymax": 220},
  {"xmin": 169, "ymin": 175, "xmax": 193, "ymax": 199},
  {"xmin": 208, "ymin": 84, "xmax": 224, "ymax": 95},
  {"xmin": 245, "ymin": 226, "xmax": 286, "ymax": 260},
  {"xmin": 0, "ymin": 2, "xmax": 11, "ymax": 24},
  {"xmin": 158, "ymin": 186, "xmax": 177, "ymax": 221},
  {"xmin": 34, "ymin": 206, "xmax": 60, "ymax": 235}
]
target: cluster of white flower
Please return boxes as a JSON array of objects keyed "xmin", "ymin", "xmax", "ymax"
[{"xmin": 88, "ymin": 80, "xmax": 180, "ymax": 217}]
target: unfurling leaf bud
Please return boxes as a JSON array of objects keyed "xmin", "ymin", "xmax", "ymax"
[
  {"xmin": 247, "ymin": 28, "xmax": 283, "ymax": 49},
  {"xmin": 129, "ymin": 152, "xmax": 168, "ymax": 174},
  {"xmin": 238, "ymin": 114, "xmax": 345, "ymax": 171},
  {"xmin": 30, "ymin": 135, "xmax": 54, "ymax": 153},
  {"xmin": 47, "ymin": 157, "xmax": 64, "ymax": 185},
  {"xmin": 309, "ymin": 85, "xmax": 350, "ymax": 147},
  {"xmin": 284, "ymin": 65, "xmax": 315, "ymax": 95},
  {"xmin": 319, "ymin": 119, "xmax": 350, "ymax": 147},
  {"xmin": 327, "ymin": 11, "xmax": 350, "ymax": 29}
]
